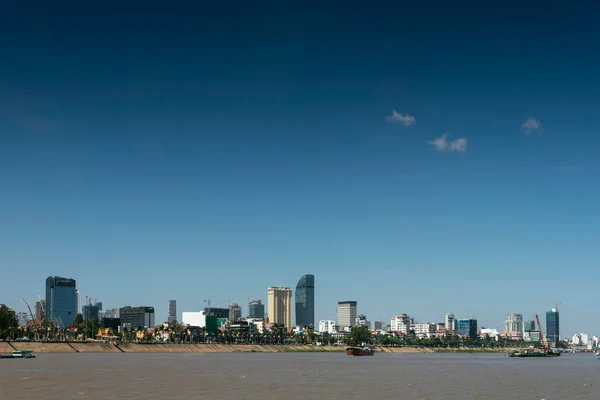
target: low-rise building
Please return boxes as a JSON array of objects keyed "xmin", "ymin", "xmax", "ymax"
[
  {"xmin": 319, "ymin": 320, "xmax": 337, "ymax": 334},
  {"xmin": 414, "ymin": 323, "xmax": 436, "ymax": 338}
]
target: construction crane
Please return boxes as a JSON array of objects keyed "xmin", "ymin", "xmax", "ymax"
[
  {"xmin": 535, "ymin": 314, "xmax": 547, "ymax": 353},
  {"xmin": 22, "ymin": 299, "xmax": 40, "ymax": 331}
]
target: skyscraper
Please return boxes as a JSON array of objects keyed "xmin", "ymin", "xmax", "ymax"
[
  {"xmin": 34, "ymin": 300, "xmax": 46, "ymax": 321},
  {"xmin": 248, "ymin": 300, "xmax": 265, "ymax": 319},
  {"xmin": 505, "ymin": 313, "xmax": 524, "ymax": 333},
  {"xmin": 337, "ymin": 301, "xmax": 357, "ymax": 328},
  {"xmin": 546, "ymin": 308, "xmax": 560, "ymax": 348},
  {"xmin": 229, "ymin": 303, "xmax": 242, "ymax": 322},
  {"xmin": 168, "ymin": 300, "xmax": 177, "ymax": 324},
  {"xmin": 445, "ymin": 313, "xmax": 456, "ymax": 332},
  {"xmin": 45, "ymin": 276, "xmax": 77, "ymax": 328},
  {"xmin": 267, "ymin": 287, "xmax": 293, "ymax": 327},
  {"xmin": 295, "ymin": 274, "xmax": 315, "ymax": 327}
]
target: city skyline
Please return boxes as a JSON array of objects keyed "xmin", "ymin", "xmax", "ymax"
[{"xmin": 1, "ymin": 4, "xmax": 598, "ymax": 336}]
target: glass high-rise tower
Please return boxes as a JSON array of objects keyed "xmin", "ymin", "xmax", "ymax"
[
  {"xmin": 295, "ymin": 274, "xmax": 315, "ymax": 327},
  {"xmin": 45, "ymin": 276, "xmax": 77, "ymax": 328},
  {"xmin": 546, "ymin": 308, "xmax": 560, "ymax": 348}
]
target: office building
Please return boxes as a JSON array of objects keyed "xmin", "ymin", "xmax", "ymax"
[
  {"xmin": 337, "ymin": 301, "xmax": 357, "ymax": 328},
  {"xmin": 371, "ymin": 320, "xmax": 385, "ymax": 330},
  {"xmin": 229, "ymin": 303, "xmax": 242, "ymax": 322},
  {"xmin": 456, "ymin": 319, "xmax": 478, "ymax": 339},
  {"xmin": 82, "ymin": 304, "xmax": 99, "ymax": 321},
  {"xmin": 546, "ymin": 308, "xmax": 560, "ymax": 348},
  {"xmin": 391, "ymin": 314, "xmax": 411, "ymax": 333},
  {"xmin": 94, "ymin": 302, "xmax": 103, "ymax": 312},
  {"xmin": 445, "ymin": 313, "xmax": 456, "ymax": 332},
  {"xmin": 524, "ymin": 319, "xmax": 536, "ymax": 332},
  {"xmin": 414, "ymin": 323, "xmax": 436, "ymax": 338},
  {"xmin": 295, "ymin": 274, "xmax": 315, "ymax": 328},
  {"xmin": 34, "ymin": 300, "xmax": 46, "ymax": 321},
  {"xmin": 319, "ymin": 320, "xmax": 337, "ymax": 334},
  {"xmin": 168, "ymin": 300, "xmax": 177, "ymax": 324},
  {"xmin": 45, "ymin": 276, "xmax": 78, "ymax": 328},
  {"xmin": 248, "ymin": 300, "xmax": 265, "ymax": 319},
  {"xmin": 119, "ymin": 306, "xmax": 155, "ymax": 330},
  {"xmin": 505, "ymin": 313, "xmax": 523, "ymax": 333},
  {"xmin": 268, "ymin": 287, "xmax": 293, "ymax": 327},
  {"xmin": 267, "ymin": 286, "xmax": 292, "ymax": 328}
]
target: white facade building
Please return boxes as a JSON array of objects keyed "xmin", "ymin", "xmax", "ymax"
[
  {"xmin": 182, "ymin": 311, "xmax": 208, "ymax": 328},
  {"xmin": 572, "ymin": 333, "xmax": 589, "ymax": 346},
  {"xmin": 391, "ymin": 314, "xmax": 411, "ymax": 334},
  {"xmin": 445, "ymin": 313, "xmax": 456, "ymax": 332},
  {"xmin": 414, "ymin": 323, "xmax": 436, "ymax": 338},
  {"xmin": 480, "ymin": 328, "xmax": 500, "ymax": 340},
  {"xmin": 337, "ymin": 301, "xmax": 357, "ymax": 328},
  {"xmin": 319, "ymin": 320, "xmax": 337, "ymax": 334}
]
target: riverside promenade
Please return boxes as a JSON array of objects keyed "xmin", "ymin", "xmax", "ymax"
[{"xmin": 0, "ymin": 342, "xmax": 518, "ymax": 354}]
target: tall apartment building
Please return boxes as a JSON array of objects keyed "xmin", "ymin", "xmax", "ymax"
[
  {"xmin": 119, "ymin": 306, "xmax": 155, "ymax": 330},
  {"xmin": 505, "ymin": 313, "xmax": 524, "ymax": 334},
  {"xmin": 248, "ymin": 300, "xmax": 265, "ymax": 319},
  {"xmin": 229, "ymin": 303, "xmax": 242, "ymax": 322},
  {"xmin": 295, "ymin": 274, "xmax": 315, "ymax": 327},
  {"xmin": 391, "ymin": 314, "xmax": 411, "ymax": 333},
  {"xmin": 524, "ymin": 319, "xmax": 536, "ymax": 332},
  {"xmin": 337, "ymin": 301, "xmax": 357, "ymax": 328},
  {"xmin": 267, "ymin": 287, "xmax": 293, "ymax": 327},
  {"xmin": 45, "ymin": 276, "xmax": 78, "ymax": 328},
  {"xmin": 168, "ymin": 300, "xmax": 177, "ymax": 324},
  {"xmin": 445, "ymin": 313, "xmax": 456, "ymax": 332}
]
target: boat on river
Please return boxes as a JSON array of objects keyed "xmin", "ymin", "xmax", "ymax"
[
  {"xmin": 508, "ymin": 348, "xmax": 561, "ymax": 358},
  {"xmin": 0, "ymin": 350, "xmax": 36, "ymax": 359},
  {"xmin": 346, "ymin": 345, "xmax": 374, "ymax": 356}
]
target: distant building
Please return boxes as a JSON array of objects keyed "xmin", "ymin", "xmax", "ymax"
[
  {"xmin": 319, "ymin": 320, "xmax": 337, "ymax": 334},
  {"xmin": 445, "ymin": 313, "xmax": 456, "ymax": 332},
  {"xmin": 229, "ymin": 303, "xmax": 242, "ymax": 322},
  {"xmin": 371, "ymin": 320, "xmax": 385, "ymax": 330},
  {"xmin": 248, "ymin": 300, "xmax": 265, "ymax": 319},
  {"xmin": 456, "ymin": 319, "xmax": 478, "ymax": 339},
  {"xmin": 82, "ymin": 305, "xmax": 99, "ymax": 321},
  {"xmin": 45, "ymin": 276, "xmax": 78, "ymax": 328},
  {"xmin": 524, "ymin": 319, "xmax": 536, "ymax": 332},
  {"xmin": 168, "ymin": 300, "xmax": 177, "ymax": 324},
  {"xmin": 355, "ymin": 314, "xmax": 369, "ymax": 327},
  {"xmin": 480, "ymin": 328, "xmax": 500, "ymax": 340},
  {"xmin": 94, "ymin": 302, "xmax": 103, "ymax": 312},
  {"xmin": 523, "ymin": 331, "xmax": 541, "ymax": 342},
  {"xmin": 268, "ymin": 287, "xmax": 293, "ymax": 327},
  {"xmin": 102, "ymin": 318, "xmax": 121, "ymax": 332},
  {"xmin": 101, "ymin": 309, "xmax": 118, "ymax": 319},
  {"xmin": 119, "ymin": 306, "xmax": 155, "ymax": 330},
  {"xmin": 337, "ymin": 301, "xmax": 357, "ymax": 328},
  {"xmin": 504, "ymin": 313, "xmax": 523, "ymax": 334},
  {"xmin": 182, "ymin": 311, "xmax": 208, "ymax": 328},
  {"xmin": 572, "ymin": 333, "xmax": 589, "ymax": 346},
  {"xmin": 206, "ymin": 307, "xmax": 229, "ymax": 319},
  {"xmin": 34, "ymin": 300, "xmax": 46, "ymax": 321},
  {"xmin": 391, "ymin": 314, "xmax": 411, "ymax": 334},
  {"xmin": 295, "ymin": 274, "xmax": 315, "ymax": 328},
  {"xmin": 414, "ymin": 323, "xmax": 436, "ymax": 338},
  {"xmin": 16, "ymin": 312, "xmax": 28, "ymax": 326},
  {"xmin": 546, "ymin": 308, "xmax": 560, "ymax": 348}
]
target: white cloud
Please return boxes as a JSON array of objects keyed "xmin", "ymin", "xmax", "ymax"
[
  {"xmin": 522, "ymin": 117, "xmax": 541, "ymax": 135},
  {"xmin": 386, "ymin": 110, "xmax": 416, "ymax": 127},
  {"xmin": 428, "ymin": 133, "xmax": 449, "ymax": 152},
  {"xmin": 449, "ymin": 137, "xmax": 468, "ymax": 152},
  {"xmin": 428, "ymin": 133, "xmax": 468, "ymax": 153}
]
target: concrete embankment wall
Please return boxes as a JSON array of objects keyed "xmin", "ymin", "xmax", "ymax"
[
  {"xmin": 0, "ymin": 342, "xmax": 15, "ymax": 353},
  {"xmin": 9, "ymin": 342, "xmax": 76, "ymax": 353},
  {"xmin": 116, "ymin": 344, "xmax": 344, "ymax": 353},
  {"xmin": 70, "ymin": 342, "xmax": 122, "ymax": 353}
]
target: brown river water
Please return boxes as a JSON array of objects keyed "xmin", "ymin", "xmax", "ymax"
[{"xmin": 1, "ymin": 352, "xmax": 599, "ymax": 399}]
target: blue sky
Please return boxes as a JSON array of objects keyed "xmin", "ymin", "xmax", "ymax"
[{"xmin": 1, "ymin": 1, "xmax": 598, "ymax": 336}]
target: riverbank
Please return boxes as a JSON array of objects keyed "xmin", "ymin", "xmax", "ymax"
[{"xmin": 1, "ymin": 342, "xmax": 521, "ymax": 354}]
